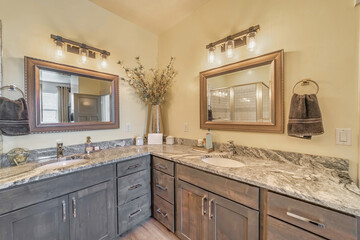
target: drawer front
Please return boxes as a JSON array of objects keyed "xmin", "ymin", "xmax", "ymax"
[
  {"xmin": 117, "ymin": 194, "xmax": 151, "ymax": 235},
  {"xmin": 176, "ymin": 164, "xmax": 259, "ymax": 210},
  {"xmin": 117, "ymin": 156, "xmax": 150, "ymax": 177},
  {"xmin": 153, "ymin": 195, "xmax": 175, "ymax": 232},
  {"xmin": 152, "ymin": 169, "xmax": 174, "ymax": 204},
  {"xmin": 267, "ymin": 192, "xmax": 357, "ymax": 240},
  {"xmin": 267, "ymin": 216, "xmax": 325, "ymax": 240},
  {"xmin": 117, "ymin": 170, "xmax": 150, "ymax": 206},
  {"xmin": 152, "ymin": 156, "xmax": 174, "ymax": 176}
]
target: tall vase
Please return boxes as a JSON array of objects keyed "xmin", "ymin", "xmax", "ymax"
[{"xmin": 146, "ymin": 104, "xmax": 163, "ymax": 135}]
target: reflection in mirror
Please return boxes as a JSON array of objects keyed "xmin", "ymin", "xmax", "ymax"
[
  {"xmin": 39, "ymin": 70, "xmax": 112, "ymax": 123},
  {"xmin": 207, "ymin": 64, "xmax": 271, "ymax": 123}
]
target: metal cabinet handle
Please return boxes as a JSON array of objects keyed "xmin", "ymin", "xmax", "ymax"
[
  {"xmin": 72, "ymin": 197, "xmax": 77, "ymax": 218},
  {"xmin": 286, "ymin": 212, "xmax": 325, "ymax": 229},
  {"xmin": 209, "ymin": 199, "xmax": 214, "ymax": 220},
  {"xmin": 62, "ymin": 200, "xmax": 66, "ymax": 222},
  {"xmin": 155, "ymin": 163, "xmax": 167, "ymax": 170},
  {"xmin": 201, "ymin": 196, "xmax": 207, "ymax": 216},
  {"xmin": 127, "ymin": 163, "xmax": 141, "ymax": 170},
  {"xmin": 129, "ymin": 209, "xmax": 142, "ymax": 218},
  {"xmin": 156, "ymin": 208, "xmax": 168, "ymax": 218},
  {"xmin": 155, "ymin": 184, "xmax": 167, "ymax": 191},
  {"xmin": 128, "ymin": 184, "xmax": 142, "ymax": 191}
]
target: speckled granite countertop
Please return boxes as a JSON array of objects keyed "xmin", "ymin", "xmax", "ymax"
[{"xmin": 0, "ymin": 144, "xmax": 360, "ymax": 217}]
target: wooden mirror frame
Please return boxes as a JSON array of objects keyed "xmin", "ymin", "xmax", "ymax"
[
  {"xmin": 200, "ymin": 50, "xmax": 284, "ymax": 133},
  {"xmin": 25, "ymin": 57, "xmax": 119, "ymax": 133}
]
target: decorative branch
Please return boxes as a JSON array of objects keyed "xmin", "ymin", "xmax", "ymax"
[{"xmin": 118, "ymin": 57, "xmax": 177, "ymax": 105}]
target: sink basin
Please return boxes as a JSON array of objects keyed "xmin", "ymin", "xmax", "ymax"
[
  {"xmin": 37, "ymin": 159, "xmax": 88, "ymax": 171},
  {"xmin": 202, "ymin": 157, "xmax": 244, "ymax": 168}
]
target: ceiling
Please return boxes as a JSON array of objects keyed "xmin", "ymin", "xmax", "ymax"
[{"xmin": 89, "ymin": 0, "xmax": 211, "ymax": 34}]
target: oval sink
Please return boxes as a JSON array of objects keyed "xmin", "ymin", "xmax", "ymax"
[
  {"xmin": 202, "ymin": 157, "xmax": 244, "ymax": 168},
  {"xmin": 37, "ymin": 159, "xmax": 87, "ymax": 171}
]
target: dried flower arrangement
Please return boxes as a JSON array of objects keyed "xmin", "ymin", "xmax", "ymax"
[{"xmin": 118, "ymin": 57, "xmax": 177, "ymax": 105}]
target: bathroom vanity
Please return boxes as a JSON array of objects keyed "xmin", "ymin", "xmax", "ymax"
[{"xmin": 0, "ymin": 144, "xmax": 359, "ymax": 240}]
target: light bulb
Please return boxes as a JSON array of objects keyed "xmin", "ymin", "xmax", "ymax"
[
  {"xmin": 55, "ymin": 40, "xmax": 64, "ymax": 58},
  {"xmin": 101, "ymin": 54, "xmax": 107, "ymax": 68},
  {"xmin": 208, "ymin": 46, "xmax": 216, "ymax": 63},
  {"xmin": 81, "ymin": 48, "xmax": 87, "ymax": 63},
  {"xmin": 226, "ymin": 39, "xmax": 234, "ymax": 58},
  {"xmin": 247, "ymin": 32, "xmax": 257, "ymax": 52}
]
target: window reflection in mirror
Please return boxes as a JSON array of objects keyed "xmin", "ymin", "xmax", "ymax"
[
  {"xmin": 39, "ymin": 69, "xmax": 112, "ymax": 124},
  {"xmin": 207, "ymin": 63, "xmax": 272, "ymax": 123}
]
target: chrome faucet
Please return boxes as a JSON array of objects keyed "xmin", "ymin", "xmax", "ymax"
[
  {"xmin": 56, "ymin": 141, "xmax": 64, "ymax": 159},
  {"xmin": 227, "ymin": 140, "xmax": 236, "ymax": 156}
]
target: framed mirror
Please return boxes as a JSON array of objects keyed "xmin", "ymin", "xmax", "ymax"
[
  {"xmin": 25, "ymin": 57, "xmax": 119, "ymax": 133},
  {"xmin": 200, "ymin": 50, "xmax": 283, "ymax": 133}
]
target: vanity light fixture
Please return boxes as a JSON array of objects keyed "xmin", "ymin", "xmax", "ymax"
[
  {"xmin": 206, "ymin": 25, "xmax": 260, "ymax": 63},
  {"xmin": 50, "ymin": 34, "xmax": 110, "ymax": 66},
  {"xmin": 208, "ymin": 44, "xmax": 216, "ymax": 63},
  {"xmin": 53, "ymin": 36, "xmax": 65, "ymax": 58},
  {"xmin": 225, "ymin": 37, "xmax": 234, "ymax": 58},
  {"xmin": 100, "ymin": 52, "xmax": 108, "ymax": 68},
  {"xmin": 80, "ymin": 45, "xmax": 88, "ymax": 63},
  {"xmin": 247, "ymin": 31, "xmax": 257, "ymax": 52}
]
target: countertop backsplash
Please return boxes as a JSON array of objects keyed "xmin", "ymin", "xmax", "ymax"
[
  {"xmin": 0, "ymin": 136, "xmax": 349, "ymax": 174},
  {"xmin": 0, "ymin": 138, "xmax": 134, "ymax": 168}
]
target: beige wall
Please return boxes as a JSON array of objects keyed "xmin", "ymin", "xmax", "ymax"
[
  {"xmin": 158, "ymin": 0, "xmax": 359, "ymax": 182},
  {"xmin": 0, "ymin": 0, "xmax": 158, "ymax": 151}
]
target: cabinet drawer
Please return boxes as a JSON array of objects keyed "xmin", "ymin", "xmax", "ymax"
[
  {"xmin": 117, "ymin": 170, "xmax": 150, "ymax": 206},
  {"xmin": 267, "ymin": 192, "xmax": 357, "ymax": 240},
  {"xmin": 117, "ymin": 156, "xmax": 150, "ymax": 177},
  {"xmin": 177, "ymin": 164, "xmax": 259, "ymax": 210},
  {"xmin": 152, "ymin": 169, "xmax": 174, "ymax": 204},
  {"xmin": 153, "ymin": 195, "xmax": 175, "ymax": 232},
  {"xmin": 152, "ymin": 156, "xmax": 174, "ymax": 176},
  {"xmin": 118, "ymin": 194, "xmax": 151, "ymax": 235},
  {"xmin": 267, "ymin": 216, "xmax": 325, "ymax": 240}
]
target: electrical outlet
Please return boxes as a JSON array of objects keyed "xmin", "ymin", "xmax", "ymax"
[
  {"xmin": 125, "ymin": 123, "xmax": 131, "ymax": 132},
  {"xmin": 184, "ymin": 122, "xmax": 189, "ymax": 132}
]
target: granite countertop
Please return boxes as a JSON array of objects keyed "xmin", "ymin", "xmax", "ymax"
[{"xmin": 0, "ymin": 144, "xmax": 360, "ymax": 217}]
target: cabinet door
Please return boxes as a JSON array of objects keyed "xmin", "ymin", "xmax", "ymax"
[
  {"xmin": 176, "ymin": 180, "xmax": 209, "ymax": 240},
  {"xmin": 0, "ymin": 196, "xmax": 69, "ymax": 240},
  {"xmin": 69, "ymin": 181, "xmax": 115, "ymax": 240},
  {"xmin": 208, "ymin": 193, "xmax": 259, "ymax": 240}
]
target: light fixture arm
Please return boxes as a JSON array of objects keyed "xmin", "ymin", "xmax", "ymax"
[{"xmin": 205, "ymin": 25, "xmax": 260, "ymax": 49}]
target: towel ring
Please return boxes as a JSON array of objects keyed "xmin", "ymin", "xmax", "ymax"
[
  {"xmin": 292, "ymin": 79, "xmax": 319, "ymax": 95},
  {"xmin": 0, "ymin": 84, "xmax": 25, "ymax": 98}
]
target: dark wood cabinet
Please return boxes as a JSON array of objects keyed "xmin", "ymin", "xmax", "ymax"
[
  {"xmin": 176, "ymin": 180, "xmax": 259, "ymax": 240},
  {"xmin": 69, "ymin": 181, "xmax": 115, "ymax": 240},
  {"xmin": 0, "ymin": 196, "xmax": 69, "ymax": 240},
  {"xmin": 116, "ymin": 156, "xmax": 151, "ymax": 236},
  {"xmin": 152, "ymin": 156, "xmax": 175, "ymax": 232},
  {"xmin": 176, "ymin": 180, "xmax": 209, "ymax": 240},
  {"xmin": 208, "ymin": 193, "xmax": 259, "ymax": 240}
]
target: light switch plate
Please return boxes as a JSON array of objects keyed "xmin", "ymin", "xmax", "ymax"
[
  {"xmin": 184, "ymin": 122, "xmax": 189, "ymax": 132},
  {"xmin": 336, "ymin": 128, "xmax": 351, "ymax": 145},
  {"xmin": 125, "ymin": 123, "xmax": 131, "ymax": 132}
]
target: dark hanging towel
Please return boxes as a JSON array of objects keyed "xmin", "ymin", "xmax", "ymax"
[
  {"xmin": 287, "ymin": 94, "xmax": 324, "ymax": 140},
  {"xmin": 0, "ymin": 97, "xmax": 30, "ymax": 136}
]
